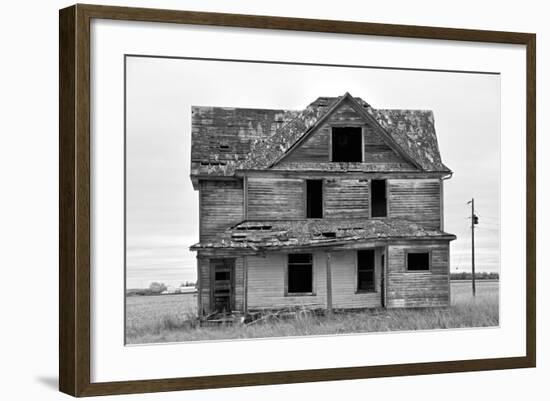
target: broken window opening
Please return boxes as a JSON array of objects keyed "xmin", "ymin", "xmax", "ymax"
[
  {"xmin": 288, "ymin": 253, "xmax": 313, "ymax": 294},
  {"xmin": 371, "ymin": 179, "xmax": 387, "ymax": 217},
  {"xmin": 407, "ymin": 252, "xmax": 430, "ymax": 271},
  {"xmin": 331, "ymin": 126, "xmax": 363, "ymax": 162},
  {"xmin": 306, "ymin": 180, "xmax": 323, "ymax": 218}
]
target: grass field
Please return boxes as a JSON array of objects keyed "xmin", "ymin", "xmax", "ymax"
[{"xmin": 125, "ymin": 281, "xmax": 499, "ymax": 344}]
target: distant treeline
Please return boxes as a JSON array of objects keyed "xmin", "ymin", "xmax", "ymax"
[
  {"xmin": 126, "ymin": 281, "xmax": 196, "ymax": 297},
  {"xmin": 450, "ymin": 272, "xmax": 499, "ymax": 280}
]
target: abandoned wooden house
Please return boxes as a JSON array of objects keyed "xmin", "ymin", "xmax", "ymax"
[{"xmin": 190, "ymin": 92, "xmax": 456, "ymax": 316}]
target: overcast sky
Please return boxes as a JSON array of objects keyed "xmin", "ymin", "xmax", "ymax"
[{"xmin": 126, "ymin": 56, "xmax": 500, "ymax": 289}]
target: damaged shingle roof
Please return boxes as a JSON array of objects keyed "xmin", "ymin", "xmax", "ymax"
[
  {"xmin": 190, "ymin": 93, "xmax": 450, "ymax": 179},
  {"xmin": 190, "ymin": 218, "xmax": 456, "ymax": 251}
]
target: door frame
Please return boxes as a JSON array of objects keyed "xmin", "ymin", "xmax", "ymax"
[{"xmin": 209, "ymin": 258, "xmax": 235, "ymax": 313}]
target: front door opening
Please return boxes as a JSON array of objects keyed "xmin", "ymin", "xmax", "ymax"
[{"xmin": 211, "ymin": 259, "xmax": 234, "ymax": 313}]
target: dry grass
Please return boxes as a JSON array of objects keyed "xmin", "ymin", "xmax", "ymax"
[{"xmin": 125, "ymin": 281, "xmax": 498, "ymax": 344}]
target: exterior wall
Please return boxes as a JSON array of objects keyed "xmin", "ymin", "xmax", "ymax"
[
  {"xmin": 282, "ymin": 125, "xmax": 330, "ymax": 163},
  {"xmin": 246, "ymin": 250, "xmax": 382, "ymax": 310},
  {"xmin": 324, "ymin": 178, "xmax": 370, "ymax": 218},
  {"xmin": 331, "ymin": 249, "xmax": 382, "ymax": 309},
  {"xmin": 247, "ymin": 253, "xmax": 327, "ymax": 309},
  {"xmin": 388, "ymin": 178, "xmax": 441, "ymax": 229},
  {"xmin": 199, "ymin": 180, "xmax": 244, "ymax": 242},
  {"xmin": 386, "ymin": 242, "xmax": 450, "ymax": 308},
  {"xmin": 247, "ymin": 178, "xmax": 304, "ymax": 219}
]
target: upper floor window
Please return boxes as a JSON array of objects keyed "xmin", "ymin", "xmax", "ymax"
[
  {"xmin": 371, "ymin": 179, "xmax": 387, "ymax": 217},
  {"xmin": 331, "ymin": 127, "xmax": 363, "ymax": 162},
  {"xmin": 306, "ymin": 180, "xmax": 323, "ymax": 218}
]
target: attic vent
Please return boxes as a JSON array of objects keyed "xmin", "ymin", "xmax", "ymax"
[{"xmin": 321, "ymin": 232, "xmax": 336, "ymax": 238}]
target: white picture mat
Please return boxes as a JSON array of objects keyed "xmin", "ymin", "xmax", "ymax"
[{"xmin": 90, "ymin": 19, "xmax": 526, "ymax": 383}]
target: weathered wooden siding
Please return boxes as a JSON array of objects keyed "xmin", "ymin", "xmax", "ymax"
[
  {"xmin": 326, "ymin": 101, "xmax": 364, "ymax": 125},
  {"xmin": 388, "ymin": 179, "xmax": 441, "ymax": 229},
  {"xmin": 331, "ymin": 249, "xmax": 382, "ymax": 309},
  {"xmin": 247, "ymin": 178, "xmax": 304, "ymax": 219},
  {"xmin": 386, "ymin": 242, "xmax": 450, "ymax": 308},
  {"xmin": 246, "ymin": 250, "xmax": 383, "ymax": 310},
  {"xmin": 197, "ymin": 255, "xmax": 210, "ymax": 315},
  {"xmin": 276, "ymin": 100, "xmax": 415, "ymax": 170},
  {"xmin": 282, "ymin": 126, "xmax": 330, "ymax": 163},
  {"xmin": 247, "ymin": 253, "xmax": 327, "ymax": 310},
  {"xmin": 324, "ymin": 179, "xmax": 370, "ymax": 218},
  {"xmin": 199, "ymin": 180, "xmax": 244, "ymax": 242},
  {"xmin": 234, "ymin": 257, "xmax": 245, "ymax": 311},
  {"xmin": 363, "ymin": 126, "xmax": 410, "ymax": 165}
]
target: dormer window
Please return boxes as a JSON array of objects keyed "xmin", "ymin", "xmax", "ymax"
[{"xmin": 331, "ymin": 127, "xmax": 363, "ymax": 162}]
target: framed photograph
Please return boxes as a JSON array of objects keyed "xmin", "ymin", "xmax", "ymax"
[{"xmin": 59, "ymin": 4, "xmax": 536, "ymax": 397}]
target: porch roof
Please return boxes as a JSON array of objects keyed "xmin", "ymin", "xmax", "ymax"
[{"xmin": 190, "ymin": 218, "xmax": 456, "ymax": 252}]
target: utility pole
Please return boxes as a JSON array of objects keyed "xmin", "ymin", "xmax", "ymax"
[{"xmin": 467, "ymin": 198, "xmax": 478, "ymax": 297}]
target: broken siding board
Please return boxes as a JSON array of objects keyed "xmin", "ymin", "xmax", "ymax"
[
  {"xmin": 199, "ymin": 180, "xmax": 244, "ymax": 242},
  {"xmin": 386, "ymin": 243, "xmax": 450, "ymax": 308},
  {"xmin": 324, "ymin": 179, "xmax": 370, "ymax": 218},
  {"xmin": 247, "ymin": 178, "xmax": 305, "ymax": 220},
  {"xmin": 388, "ymin": 179, "xmax": 441, "ymax": 229}
]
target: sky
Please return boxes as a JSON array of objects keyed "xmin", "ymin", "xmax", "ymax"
[{"xmin": 125, "ymin": 56, "xmax": 500, "ymax": 289}]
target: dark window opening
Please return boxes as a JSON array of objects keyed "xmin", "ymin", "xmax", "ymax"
[
  {"xmin": 215, "ymin": 271, "xmax": 231, "ymax": 281},
  {"xmin": 321, "ymin": 232, "xmax": 336, "ymax": 238},
  {"xmin": 407, "ymin": 252, "xmax": 430, "ymax": 271},
  {"xmin": 288, "ymin": 253, "xmax": 313, "ymax": 294},
  {"xmin": 357, "ymin": 249, "xmax": 375, "ymax": 292},
  {"xmin": 331, "ymin": 127, "xmax": 363, "ymax": 162},
  {"xmin": 371, "ymin": 179, "xmax": 387, "ymax": 217},
  {"xmin": 306, "ymin": 180, "xmax": 323, "ymax": 218}
]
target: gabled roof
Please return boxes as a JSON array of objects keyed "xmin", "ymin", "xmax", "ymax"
[
  {"xmin": 190, "ymin": 93, "xmax": 450, "ymax": 180},
  {"xmin": 190, "ymin": 218, "xmax": 456, "ymax": 251}
]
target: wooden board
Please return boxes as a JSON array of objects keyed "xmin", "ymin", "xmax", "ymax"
[
  {"xmin": 247, "ymin": 178, "xmax": 304, "ymax": 219},
  {"xmin": 200, "ymin": 180, "xmax": 244, "ymax": 242},
  {"xmin": 388, "ymin": 179, "xmax": 441, "ymax": 229},
  {"xmin": 386, "ymin": 242, "xmax": 450, "ymax": 307}
]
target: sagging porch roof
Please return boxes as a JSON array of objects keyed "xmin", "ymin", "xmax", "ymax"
[{"xmin": 190, "ymin": 218, "xmax": 456, "ymax": 252}]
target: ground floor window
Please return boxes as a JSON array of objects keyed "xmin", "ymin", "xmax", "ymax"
[
  {"xmin": 357, "ymin": 249, "xmax": 375, "ymax": 292},
  {"xmin": 287, "ymin": 253, "xmax": 313, "ymax": 294},
  {"xmin": 406, "ymin": 251, "xmax": 431, "ymax": 271}
]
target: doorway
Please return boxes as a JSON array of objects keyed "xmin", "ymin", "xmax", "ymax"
[{"xmin": 210, "ymin": 258, "xmax": 235, "ymax": 313}]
